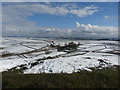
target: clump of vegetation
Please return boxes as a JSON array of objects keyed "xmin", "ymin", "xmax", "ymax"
[
  {"xmin": 45, "ymin": 50, "xmax": 52, "ymax": 54},
  {"xmin": 50, "ymin": 41, "xmax": 80, "ymax": 53},
  {"xmin": 30, "ymin": 62, "xmax": 39, "ymax": 68},
  {"xmin": 84, "ymin": 57, "xmax": 91, "ymax": 59},
  {"xmin": 1, "ymin": 51, "xmax": 14, "ymax": 58}
]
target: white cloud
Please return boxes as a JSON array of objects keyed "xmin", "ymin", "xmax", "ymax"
[
  {"xmin": 70, "ymin": 5, "xmax": 98, "ymax": 17},
  {"xmin": 75, "ymin": 22, "xmax": 118, "ymax": 39},
  {"xmin": 3, "ymin": 22, "xmax": 118, "ymax": 39},
  {"xmin": 2, "ymin": 3, "xmax": 99, "ymax": 31},
  {"xmin": 0, "ymin": 3, "xmax": 2, "ymax": 37},
  {"xmin": 2, "ymin": 3, "xmax": 99, "ymax": 33},
  {"xmin": 2, "ymin": 3, "xmax": 98, "ymax": 17},
  {"xmin": 104, "ymin": 16, "xmax": 109, "ymax": 19},
  {"xmin": 76, "ymin": 22, "xmax": 81, "ymax": 28}
]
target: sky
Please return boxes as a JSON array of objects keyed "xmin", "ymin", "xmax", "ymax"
[
  {"xmin": 2, "ymin": 2, "xmax": 119, "ymax": 39},
  {"xmin": 2, "ymin": 0, "xmax": 120, "ymax": 2},
  {"xmin": 27, "ymin": 2, "xmax": 118, "ymax": 28}
]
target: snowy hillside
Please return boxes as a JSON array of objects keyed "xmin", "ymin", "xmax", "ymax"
[{"xmin": 0, "ymin": 37, "xmax": 119, "ymax": 73}]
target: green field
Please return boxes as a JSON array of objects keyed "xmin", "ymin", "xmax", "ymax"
[{"xmin": 2, "ymin": 65, "xmax": 119, "ymax": 88}]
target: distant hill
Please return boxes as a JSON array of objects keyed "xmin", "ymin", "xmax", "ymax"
[{"xmin": 55, "ymin": 37, "xmax": 119, "ymax": 41}]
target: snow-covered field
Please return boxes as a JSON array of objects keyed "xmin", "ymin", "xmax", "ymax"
[{"xmin": 0, "ymin": 37, "xmax": 119, "ymax": 74}]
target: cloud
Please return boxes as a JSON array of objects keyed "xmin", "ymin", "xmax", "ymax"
[
  {"xmin": 3, "ymin": 22, "xmax": 118, "ymax": 39},
  {"xmin": 75, "ymin": 22, "xmax": 118, "ymax": 39},
  {"xmin": 2, "ymin": 0, "xmax": 37, "ymax": 1},
  {"xmin": 2, "ymin": 3, "xmax": 99, "ymax": 31},
  {"xmin": 70, "ymin": 5, "xmax": 98, "ymax": 17},
  {"xmin": 3, "ymin": 3, "xmax": 98, "ymax": 17},
  {"xmin": 76, "ymin": 22, "xmax": 81, "ymax": 28},
  {"xmin": 2, "ymin": 3, "xmax": 99, "ymax": 36},
  {"xmin": 104, "ymin": 16, "xmax": 109, "ymax": 19},
  {"xmin": 2, "ymin": 0, "xmax": 120, "ymax": 2},
  {"xmin": 0, "ymin": 3, "xmax": 2, "ymax": 36}
]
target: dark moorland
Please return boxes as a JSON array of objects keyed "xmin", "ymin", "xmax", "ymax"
[{"xmin": 2, "ymin": 65, "xmax": 119, "ymax": 88}]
